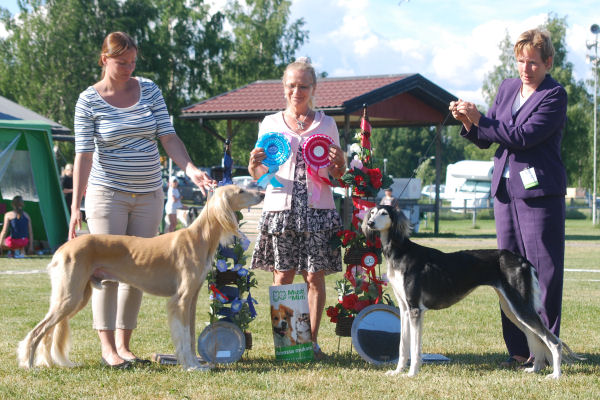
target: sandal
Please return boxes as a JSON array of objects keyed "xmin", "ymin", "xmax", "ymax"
[{"xmin": 312, "ymin": 342, "xmax": 327, "ymax": 361}]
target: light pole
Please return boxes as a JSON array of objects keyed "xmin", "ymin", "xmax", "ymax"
[
  {"xmin": 383, "ymin": 158, "xmax": 388, "ymax": 176},
  {"xmin": 587, "ymin": 24, "xmax": 599, "ymax": 224}
]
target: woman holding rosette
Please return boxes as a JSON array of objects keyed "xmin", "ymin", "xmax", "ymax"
[{"xmin": 248, "ymin": 57, "xmax": 346, "ymax": 359}]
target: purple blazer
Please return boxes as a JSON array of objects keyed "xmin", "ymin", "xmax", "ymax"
[{"xmin": 461, "ymin": 75, "xmax": 567, "ymax": 199}]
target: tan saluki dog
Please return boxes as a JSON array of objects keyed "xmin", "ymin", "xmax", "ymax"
[{"xmin": 18, "ymin": 185, "xmax": 263, "ymax": 370}]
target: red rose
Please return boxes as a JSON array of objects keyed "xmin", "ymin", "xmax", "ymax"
[
  {"xmin": 354, "ymin": 175, "xmax": 364, "ymax": 185},
  {"xmin": 367, "ymin": 168, "xmax": 383, "ymax": 189},
  {"xmin": 326, "ymin": 306, "xmax": 339, "ymax": 318},
  {"xmin": 355, "ymin": 299, "xmax": 371, "ymax": 312},
  {"xmin": 342, "ymin": 231, "xmax": 356, "ymax": 246},
  {"xmin": 330, "ymin": 316, "xmax": 338, "ymax": 323},
  {"xmin": 341, "ymin": 293, "xmax": 359, "ymax": 310}
]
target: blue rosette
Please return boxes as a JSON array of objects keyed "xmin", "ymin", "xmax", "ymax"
[{"xmin": 255, "ymin": 132, "xmax": 291, "ymax": 188}]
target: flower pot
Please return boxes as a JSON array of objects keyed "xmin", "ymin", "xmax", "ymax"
[
  {"xmin": 335, "ymin": 316, "xmax": 354, "ymax": 337},
  {"xmin": 216, "ymin": 270, "xmax": 238, "ymax": 286},
  {"xmin": 244, "ymin": 331, "xmax": 253, "ymax": 350}
]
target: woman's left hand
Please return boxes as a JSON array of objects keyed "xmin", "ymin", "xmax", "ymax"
[
  {"xmin": 327, "ymin": 144, "xmax": 346, "ymax": 178},
  {"xmin": 454, "ymin": 100, "xmax": 481, "ymax": 127}
]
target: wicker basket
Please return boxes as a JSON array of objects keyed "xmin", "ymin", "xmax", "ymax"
[
  {"xmin": 335, "ymin": 316, "xmax": 354, "ymax": 337},
  {"xmin": 343, "ymin": 246, "xmax": 378, "ymax": 265},
  {"xmin": 216, "ymin": 270, "xmax": 239, "ymax": 286}
]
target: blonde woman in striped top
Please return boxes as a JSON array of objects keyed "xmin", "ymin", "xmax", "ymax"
[{"xmin": 71, "ymin": 32, "xmax": 214, "ymax": 369}]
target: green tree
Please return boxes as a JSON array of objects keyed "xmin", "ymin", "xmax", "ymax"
[
  {"xmin": 199, "ymin": 0, "xmax": 308, "ymax": 167},
  {"xmin": 0, "ymin": 0, "xmax": 132, "ymax": 163},
  {"xmin": 0, "ymin": 0, "xmax": 307, "ymax": 169},
  {"xmin": 0, "ymin": 0, "xmax": 122, "ymax": 132},
  {"xmin": 220, "ymin": 0, "xmax": 308, "ymax": 89},
  {"xmin": 544, "ymin": 15, "xmax": 594, "ymax": 188}
]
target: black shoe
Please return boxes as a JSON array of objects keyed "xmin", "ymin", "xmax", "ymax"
[
  {"xmin": 499, "ymin": 355, "xmax": 528, "ymax": 369},
  {"xmin": 101, "ymin": 357, "xmax": 132, "ymax": 369}
]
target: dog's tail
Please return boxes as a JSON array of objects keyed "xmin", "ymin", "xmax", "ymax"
[
  {"xmin": 18, "ymin": 257, "xmax": 93, "ymax": 368},
  {"xmin": 561, "ymin": 340, "xmax": 586, "ymax": 364},
  {"xmin": 528, "ymin": 263, "xmax": 584, "ymax": 365}
]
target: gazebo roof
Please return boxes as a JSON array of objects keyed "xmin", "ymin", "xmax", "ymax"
[
  {"xmin": 0, "ymin": 95, "xmax": 71, "ymax": 136},
  {"xmin": 181, "ymin": 73, "xmax": 459, "ymax": 128}
]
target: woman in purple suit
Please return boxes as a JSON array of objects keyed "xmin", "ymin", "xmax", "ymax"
[{"xmin": 450, "ymin": 28, "xmax": 567, "ymax": 368}]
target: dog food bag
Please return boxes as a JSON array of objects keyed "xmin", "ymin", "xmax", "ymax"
[{"xmin": 269, "ymin": 283, "xmax": 313, "ymax": 361}]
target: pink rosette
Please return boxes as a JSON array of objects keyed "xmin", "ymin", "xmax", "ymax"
[{"xmin": 302, "ymin": 134, "xmax": 334, "ymax": 202}]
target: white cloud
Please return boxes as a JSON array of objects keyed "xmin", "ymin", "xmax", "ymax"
[{"xmin": 291, "ymin": 0, "xmax": 593, "ymax": 107}]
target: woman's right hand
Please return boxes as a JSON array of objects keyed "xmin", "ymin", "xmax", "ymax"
[
  {"xmin": 248, "ymin": 147, "xmax": 267, "ymax": 180},
  {"xmin": 68, "ymin": 209, "xmax": 82, "ymax": 240}
]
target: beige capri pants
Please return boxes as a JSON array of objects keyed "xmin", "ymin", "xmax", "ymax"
[{"xmin": 85, "ymin": 185, "xmax": 164, "ymax": 330}]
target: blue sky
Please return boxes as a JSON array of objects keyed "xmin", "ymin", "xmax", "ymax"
[{"xmin": 2, "ymin": 0, "xmax": 598, "ymax": 105}]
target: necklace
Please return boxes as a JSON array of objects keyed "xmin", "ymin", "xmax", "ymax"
[
  {"xmin": 289, "ymin": 110, "xmax": 311, "ymax": 131},
  {"xmin": 295, "ymin": 116, "xmax": 306, "ymax": 130}
]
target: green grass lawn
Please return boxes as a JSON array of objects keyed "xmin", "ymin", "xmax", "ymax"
[{"xmin": 1, "ymin": 219, "xmax": 599, "ymax": 400}]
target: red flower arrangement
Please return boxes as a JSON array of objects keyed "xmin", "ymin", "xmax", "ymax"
[
  {"xmin": 327, "ymin": 105, "xmax": 395, "ymax": 329},
  {"xmin": 326, "ymin": 263, "xmax": 393, "ymax": 323},
  {"xmin": 339, "ymin": 163, "xmax": 390, "ymax": 198}
]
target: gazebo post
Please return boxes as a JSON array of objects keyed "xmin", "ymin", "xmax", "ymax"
[
  {"xmin": 434, "ymin": 123, "xmax": 442, "ymax": 235},
  {"xmin": 342, "ymin": 113, "xmax": 353, "ymax": 229}
]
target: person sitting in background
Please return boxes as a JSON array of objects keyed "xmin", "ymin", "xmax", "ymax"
[
  {"xmin": 164, "ymin": 176, "xmax": 184, "ymax": 232},
  {"xmin": 0, "ymin": 195, "xmax": 34, "ymax": 258},
  {"xmin": 379, "ymin": 187, "xmax": 399, "ymax": 208}
]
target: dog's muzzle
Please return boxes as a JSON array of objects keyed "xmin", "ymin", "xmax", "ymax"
[{"xmin": 273, "ymin": 325, "xmax": 287, "ymax": 337}]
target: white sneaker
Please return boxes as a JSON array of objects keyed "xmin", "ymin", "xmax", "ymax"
[{"xmin": 14, "ymin": 250, "xmax": 25, "ymax": 259}]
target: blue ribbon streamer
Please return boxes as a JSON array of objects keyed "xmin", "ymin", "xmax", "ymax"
[
  {"xmin": 246, "ymin": 293, "xmax": 258, "ymax": 318},
  {"xmin": 257, "ymin": 165, "xmax": 284, "ymax": 188},
  {"xmin": 218, "ymin": 151, "xmax": 233, "ymax": 186}
]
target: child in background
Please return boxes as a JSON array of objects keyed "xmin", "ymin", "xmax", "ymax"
[
  {"xmin": 164, "ymin": 176, "xmax": 184, "ymax": 232},
  {"xmin": 0, "ymin": 195, "xmax": 34, "ymax": 258}
]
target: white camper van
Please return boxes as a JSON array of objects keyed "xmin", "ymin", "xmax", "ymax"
[{"xmin": 444, "ymin": 160, "xmax": 494, "ymax": 210}]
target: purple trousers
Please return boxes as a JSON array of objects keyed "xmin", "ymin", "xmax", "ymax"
[{"xmin": 494, "ymin": 178, "xmax": 565, "ymax": 358}]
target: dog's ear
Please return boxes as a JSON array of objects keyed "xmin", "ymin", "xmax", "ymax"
[
  {"xmin": 361, "ymin": 207, "xmax": 377, "ymax": 243},
  {"xmin": 206, "ymin": 187, "xmax": 239, "ymax": 237},
  {"xmin": 389, "ymin": 207, "xmax": 411, "ymax": 241},
  {"xmin": 280, "ymin": 304, "xmax": 294, "ymax": 317}
]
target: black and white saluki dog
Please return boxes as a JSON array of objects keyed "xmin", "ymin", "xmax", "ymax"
[{"xmin": 363, "ymin": 205, "xmax": 581, "ymax": 379}]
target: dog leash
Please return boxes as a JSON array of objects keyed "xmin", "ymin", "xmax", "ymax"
[{"xmin": 397, "ymin": 111, "xmax": 453, "ymax": 198}]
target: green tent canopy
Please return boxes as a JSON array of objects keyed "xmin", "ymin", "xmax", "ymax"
[{"xmin": 0, "ymin": 120, "xmax": 69, "ymax": 251}]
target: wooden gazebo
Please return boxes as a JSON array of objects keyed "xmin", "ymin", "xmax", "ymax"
[{"xmin": 180, "ymin": 73, "xmax": 459, "ymax": 233}]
